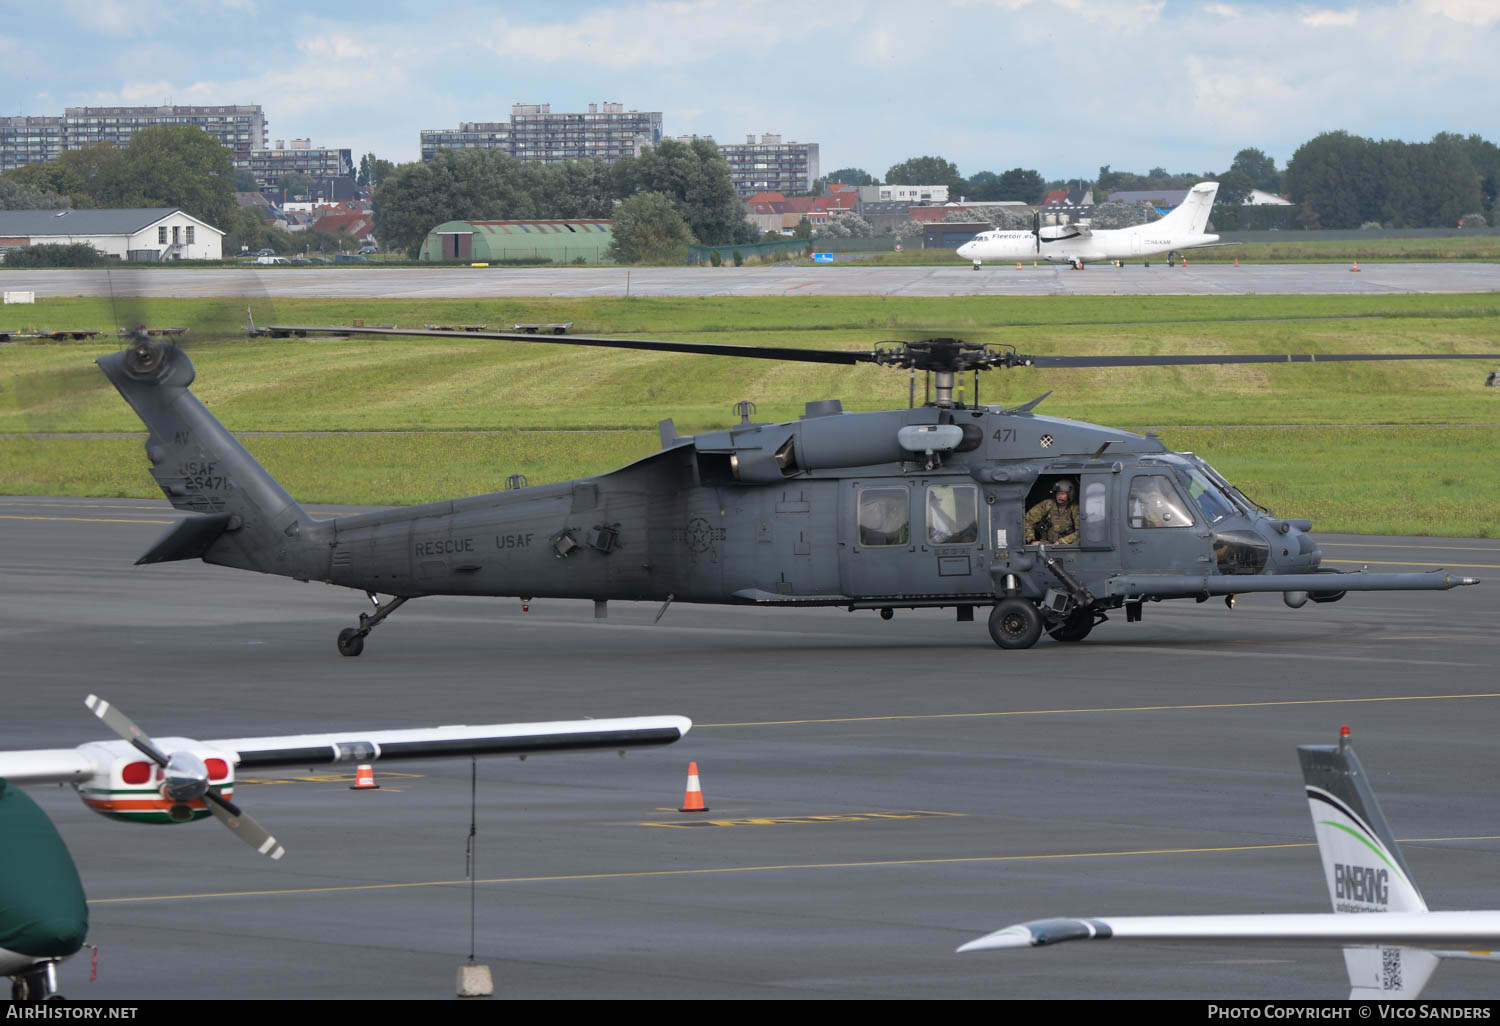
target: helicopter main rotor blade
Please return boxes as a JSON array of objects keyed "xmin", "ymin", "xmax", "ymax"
[
  {"xmin": 260, "ymin": 324, "xmax": 1496, "ymax": 376},
  {"xmin": 201, "ymin": 789, "xmax": 285, "ymax": 860},
  {"xmin": 1023, "ymin": 352, "xmax": 1500, "ymax": 368},
  {"xmin": 261, "ymin": 326, "xmax": 874, "ymax": 366},
  {"xmin": 85, "ymin": 694, "xmax": 170, "ymax": 767}
]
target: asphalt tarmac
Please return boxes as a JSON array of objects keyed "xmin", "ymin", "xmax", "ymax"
[
  {"xmin": 3, "ymin": 495, "xmax": 1498, "ymax": 1000},
  {"xmin": 7, "ymin": 261, "xmax": 1500, "ymax": 299}
]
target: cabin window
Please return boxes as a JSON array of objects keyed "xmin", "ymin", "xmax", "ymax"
[
  {"xmin": 1081, "ymin": 479, "xmax": 1109, "ymax": 546},
  {"xmin": 858, "ymin": 486, "xmax": 909, "ymax": 546},
  {"xmin": 1128, "ymin": 475, "xmax": 1195, "ymax": 529},
  {"xmin": 926, "ymin": 484, "xmax": 978, "ymax": 544}
]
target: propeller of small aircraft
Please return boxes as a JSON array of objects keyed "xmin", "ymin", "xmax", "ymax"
[{"xmin": 84, "ymin": 695, "xmax": 285, "ymax": 859}]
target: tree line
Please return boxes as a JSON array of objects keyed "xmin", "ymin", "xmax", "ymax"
[
  {"xmin": 1286, "ymin": 131, "xmax": 1496, "ymax": 229},
  {"xmin": 823, "ymin": 158, "xmax": 1048, "ymax": 204},
  {"xmin": 6, "ymin": 125, "xmax": 1498, "ymax": 266},
  {"xmin": 374, "ymin": 137, "xmax": 761, "ymax": 259}
]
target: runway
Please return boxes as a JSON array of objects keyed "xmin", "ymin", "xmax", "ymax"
[
  {"xmin": 6, "ymin": 261, "xmax": 1500, "ymax": 299},
  {"xmin": 3, "ymin": 495, "xmax": 1499, "ymax": 1000}
]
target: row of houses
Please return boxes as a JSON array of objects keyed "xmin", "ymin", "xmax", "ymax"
[{"xmin": 235, "ymin": 191, "xmax": 377, "ymax": 247}]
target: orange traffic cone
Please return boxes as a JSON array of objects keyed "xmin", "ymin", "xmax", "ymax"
[
  {"xmin": 679, "ymin": 762, "xmax": 708, "ymax": 812},
  {"xmin": 1234, "ymin": 257, "xmax": 1239, "ymax": 267},
  {"xmin": 1350, "ymin": 261, "xmax": 1360, "ymax": 272},
  {"xmin": 350, "ymin": 764, "xmax": 379, "ymax": 790}
]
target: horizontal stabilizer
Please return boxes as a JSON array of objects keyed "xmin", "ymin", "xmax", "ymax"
[{"xmin": 136, "ymin": 512, "xmax": 236, "ymax": 565}]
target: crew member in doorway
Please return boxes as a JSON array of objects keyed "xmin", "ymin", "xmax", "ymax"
[{"xmin": 1025, "ymin": 479, "xmax": 1079, "ymax": 545}]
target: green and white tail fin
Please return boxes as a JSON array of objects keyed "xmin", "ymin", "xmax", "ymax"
[
  {"xmin": 1299, "ymin": 726, "xmax": 1437, "ymax": 998},
  {"xmin": 959, "ymin": 727, "xmax": 1500, "ymax": 998}
]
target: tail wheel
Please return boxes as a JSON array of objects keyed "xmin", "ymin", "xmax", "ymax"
[
  {"xmin": 988, "ymin": 599, "xmax": 1043, "ymax": 650},
  {"xmin": 337, "ymin": 628, "xmax": 365, "ymax": 657},
  {"xmin": 1047, "ymin": 611, "xmax": 1095, "ymax": 643}
]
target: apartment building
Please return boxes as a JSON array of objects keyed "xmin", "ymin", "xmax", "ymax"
[
  {"xmin": 421, "ymin": 102, "xmax": 662, "ymax": 165},
  {"xmin": 0, "ymin": 105, "xmax": 268, "ymax": 172},
  {"xmin": 715, "ymin": 134, "xmax": 820, "ymax": 196}
]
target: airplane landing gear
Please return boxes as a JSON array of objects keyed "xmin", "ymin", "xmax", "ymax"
[
  {"xmin": 1047, "ymin": 610, "xmax": 1102, "ymax": 643},
  {"xmin": 972, "ymin": 260, "xmax": 982, "ymax": 271},
  {"xmin": 1069, "ymin": 257, "xmax": 1085, "ymax": 270},
  {"xmin": 988, "ymin": 598, "xmax": 1043, "ymax": 649},
  {"xmin": 337, "ymin": 593, "xmax": 412, "ymax": 657},
  {"xmin": 12, "ymin": 960, "xmax": 60, "ymax": 1000}
]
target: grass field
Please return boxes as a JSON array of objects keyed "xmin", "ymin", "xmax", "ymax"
[{"xmin": 2, "ymin": 293, "xmax": 1497, "ymax": 535}]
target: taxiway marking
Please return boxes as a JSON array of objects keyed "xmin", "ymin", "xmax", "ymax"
[
  {"xmin": 640, "ymin": 810, "xmax": 965, "ymax": 829},
  {"xmin": 89, "ymin": 835, "xmax": 1500, "ymax": 906},
  {"xmin": 697, "ymin": 692, "xmax": 1500, "ymax": 729},
  {"xmin": 1323, "ymin": 558, "xmax": 1500, "ymax": 569},
  {"xmin": 0, "ymin": 514, "xmax": 172, "ymax": 525},
  {"xmin": 1318, "ymin": 542, "xmax": 1500, "ymax": 553}
]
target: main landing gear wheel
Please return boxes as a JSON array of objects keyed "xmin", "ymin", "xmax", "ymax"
[
  {"xmin": 988, "ymin": 598, "xmax": 1043, "ymax": 650},
  {"xmin": 337, "ymin": 628, "xmax": 365, "ymax": 657},
  {"xmin": 1047, "ymin": 611, "xmax": 1095, "ymax": 643}
]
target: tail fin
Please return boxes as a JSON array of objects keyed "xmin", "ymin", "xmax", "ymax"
[
  {"xmin": 1153, "ymin": 181, "xmax": 1218, "ymax": 235},
  {"xmin": 1299, "ymin": 727, "xmax": 1439, "ymax": 998},
  {"xmin": 96, "ymin": 342, "xmax": 328, "ymax": 578}
]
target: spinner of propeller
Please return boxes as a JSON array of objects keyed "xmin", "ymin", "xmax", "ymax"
[{"xmin": 84, "ymin": 695, "xmax": 284, "ymax": 860}]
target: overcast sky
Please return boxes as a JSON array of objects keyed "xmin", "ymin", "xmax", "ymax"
[{"xmin": 4, "ymin": 0, "xmax": 1497, "ymax": 183}]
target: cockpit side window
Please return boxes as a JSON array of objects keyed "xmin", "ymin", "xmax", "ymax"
[
  {"xmin": 1128, "ymin": 475, "xmax": 1195, "ymax": 529},
  {"xmin": 1172, "ymin": 465, "xmax": 1235, "ymax": 524},
  {"xmin": 858, "ymin": 486, "xmax": 910, "ymax": 546}
]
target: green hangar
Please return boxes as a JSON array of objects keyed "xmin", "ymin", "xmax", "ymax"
[{"xmin": 422, "ymin": 219, "xmax": 614, "ymax": 264}]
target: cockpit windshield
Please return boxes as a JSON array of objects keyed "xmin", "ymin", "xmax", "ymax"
[{"xmin": 1160, "ymin": 456, "xmax": 1242, "ymax": 524}]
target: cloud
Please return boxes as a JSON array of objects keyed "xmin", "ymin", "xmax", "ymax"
[
  {"xmin": 301, "ymin": 35, "xmax": 381, "ymax": 62},
  {"xmin": 1052, "ymin": 0, "xmax": 1164, "ymax": 27},
  {"xmin": 1299, "ymin": 7, "xmax": 1359, "ymax": 27},
  {"xmin": 483, "ymin": 0, "xmax": 793, "ymax": 69},
  {"xmin": 1414, "ymin": 0, "xmax": 1500, "ymax": 26}
]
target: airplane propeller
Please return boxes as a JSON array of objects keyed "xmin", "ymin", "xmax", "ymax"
[
  {"xmin": 84, "ymin": 694, "xmax": 285, "ymax": 859},
  {"xmin": 1032, "ymin": 210, "xmax": 1041, "ymax": 254}
]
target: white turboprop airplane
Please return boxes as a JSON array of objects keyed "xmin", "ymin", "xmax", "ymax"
[
  {"xmin": 958, "ymin": 727, "xmax": 1500, "ymax": 999},
  {"xmin": 0, "ymin": 695, "xmax": 690, "ymax": 998},
  {"xmin": 956, "ymin": 181, "xmax": 1221, "ymax": 270}
]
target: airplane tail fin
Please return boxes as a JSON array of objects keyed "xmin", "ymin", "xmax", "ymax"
[
  {"xmin": 96, "ymin": 342, "xmax": 329, "ymax": 578},
  {"xmin": 1299, "ymin": 728, "xmax": 1438, "ymax": 998},
  {"xmin": 1154, "ymin": 181, "xmax": 1219, "ymax": 235}
]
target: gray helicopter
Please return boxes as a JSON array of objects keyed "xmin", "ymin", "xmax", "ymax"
[{"xmin": 96, "ymin": 327, "xmax": 1485, "ymax": 656}]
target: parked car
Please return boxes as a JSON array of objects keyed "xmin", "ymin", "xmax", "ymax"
[
  {"xmin": 254, "ymin": 248, "xmax": 275, "ymax": 257},
  {"xmin": 358, "ymin": 245, "xmax": 377, "ymax": 255},
  {"xmin": 255, "ymin": 255, "xmax": 287, "ymax": 265},
  {"xmin": 334, "ymin": 253, "xmax": 367, "ymax": 264}
]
